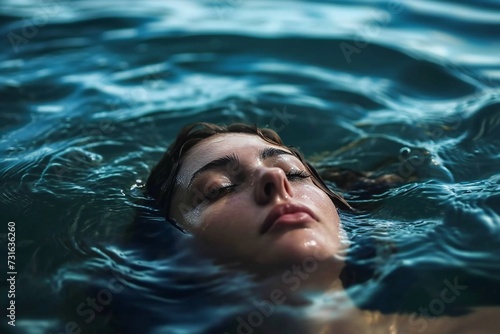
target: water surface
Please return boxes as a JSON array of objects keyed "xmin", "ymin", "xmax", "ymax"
[{"xmin": 1, "ymin": 0, "xmax": 500, "ymax": 333}]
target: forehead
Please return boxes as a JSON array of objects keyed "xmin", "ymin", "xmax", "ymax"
[{"xmin": 176, "ymin": 133, "xmax": 290, "ymax": 185}]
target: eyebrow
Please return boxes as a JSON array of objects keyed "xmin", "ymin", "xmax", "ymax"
[{"xmin": 187, "ymin": 147, "xmax": 294, "ymax": 188}]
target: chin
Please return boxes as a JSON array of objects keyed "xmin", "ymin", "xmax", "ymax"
[{"xmin": 263, "ymin": 230, "xmax": 338, "ymax": 268}]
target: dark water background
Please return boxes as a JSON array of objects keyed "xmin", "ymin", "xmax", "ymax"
[{"xmin": 1, "ymin": 0, "xmax": 500, "ymax": 333}]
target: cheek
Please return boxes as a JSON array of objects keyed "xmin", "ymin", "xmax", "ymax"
[
  {"xmin": 195, "ymin": 195, "xmax": 255, "ymax": 241},
  {"xmin": 300, "ymin": 184, "xmax": 337, "ymax": 213},
  {"xmin": 192, "ymin": 196, "xmax": 262, "ymax": 261}
]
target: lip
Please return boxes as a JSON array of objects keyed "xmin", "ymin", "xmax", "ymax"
[{"xmin": 260, "ymin": 203, "xmax": 318, "ymax": 234}]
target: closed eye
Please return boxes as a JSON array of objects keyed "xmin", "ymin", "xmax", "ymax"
[
  {"xmin": 204, "ymin": 184, "xmax": 237, "ymax": 202},
  {"xmin": 285, "ymin": 170, "xmax": 311, "ymax": 181},
  {"xmin": 203, "ymin": 170, "xmax": 310, "ymax": 203}
]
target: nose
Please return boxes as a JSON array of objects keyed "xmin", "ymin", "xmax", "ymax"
[{"xmin": 254, "ymin": 167, "xmax": 293, "ymax": 205}]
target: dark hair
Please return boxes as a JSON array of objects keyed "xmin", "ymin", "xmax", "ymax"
[{"xmin": 146, "ymin": 122, "xmax": 352, "ymax": 224}]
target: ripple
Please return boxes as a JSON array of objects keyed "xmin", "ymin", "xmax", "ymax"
[{"xmin": 1, "ymin": 0, "xmax": 500, "ymax": 332}]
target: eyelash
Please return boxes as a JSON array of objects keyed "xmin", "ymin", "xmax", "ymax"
[
  {"xmin": 285, "ymin": 170, "xmax": 311, "ymax": 181},
  {"xmin": 204, "ymin": 170, "xmax": 311, "ymax": 202},
  {"xmin": 204, "ymin": 184, "xmax": 237, "ymax": 202}
]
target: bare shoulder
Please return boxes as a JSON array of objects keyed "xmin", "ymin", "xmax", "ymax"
[
  {"xmin": 388, "ymin": 307, "xmax": 500, "ymax": 334},
  {"xmin": 448, "ymin": 307, "xmax": 500, "ymax": 334}
]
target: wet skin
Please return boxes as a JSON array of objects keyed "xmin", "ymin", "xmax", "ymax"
[{"xmin": 169, "ymin": 133, "xmax": 346, "ymax": 272}]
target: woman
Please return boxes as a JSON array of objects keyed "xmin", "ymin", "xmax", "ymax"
[
  {"xmin": 147, "ymin": 122, "xmax": 351, "ymax": 278},
  {"xmin": 145, "ymin": 122, "xmax": 500, "ymax": 333}
]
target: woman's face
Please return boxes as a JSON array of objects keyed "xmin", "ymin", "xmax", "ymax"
[{"xmin": 170, "ymin": 133, "xmax": 345, "ymax": 271}]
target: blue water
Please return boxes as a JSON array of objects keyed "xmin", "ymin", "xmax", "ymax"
[{"xmin": 1, "ymin": 0, "xmax": 500, "ymax": 333}]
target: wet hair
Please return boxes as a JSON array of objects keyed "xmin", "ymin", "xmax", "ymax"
[{"xmin": 146, "ymin": 122, "xmax": 352, "ymax": 226}]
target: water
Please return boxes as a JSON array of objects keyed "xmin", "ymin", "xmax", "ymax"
[{"xmin": 1, "ymin": 0, "xmax": 500, "ymax": 333}]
